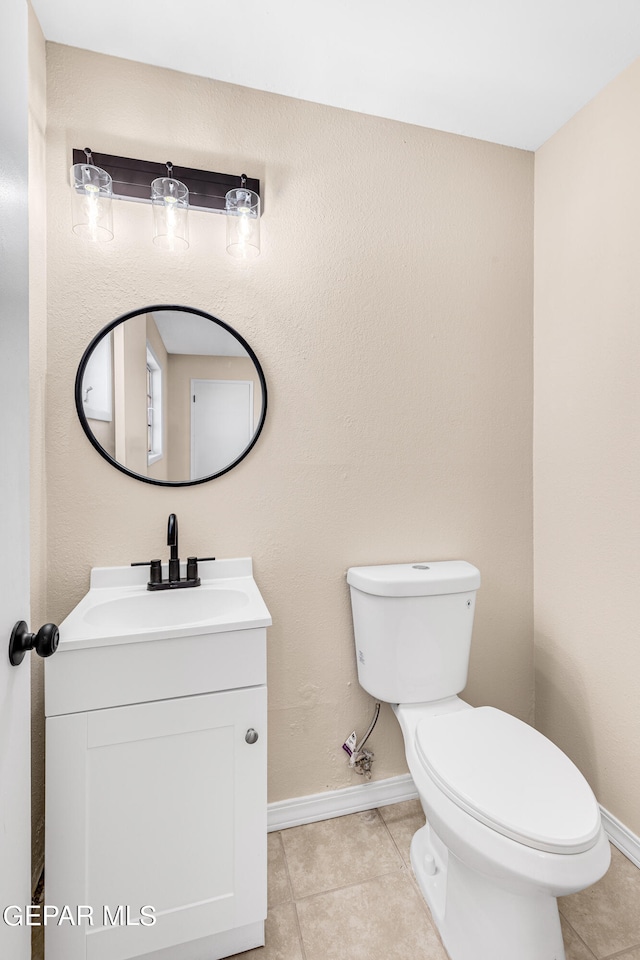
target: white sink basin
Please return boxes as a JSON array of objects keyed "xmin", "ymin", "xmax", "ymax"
[
  {"xmin": 58, "ymin": 558, "xmax": 271, "ymax": 648},
  {"xmin": 82, "ymin": 585, "xmax": 250, "ymax": 631}
]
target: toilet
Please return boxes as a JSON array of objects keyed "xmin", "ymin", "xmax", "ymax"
[{"xmin": 347, "ymin": 560, "xmax": 610, "ymax": 960}]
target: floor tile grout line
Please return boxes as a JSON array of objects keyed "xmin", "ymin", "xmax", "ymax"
[
  {"xmin": 292, "ymin": 902, "xmax": 309, "ymax": 960},
  {"xmin": 289, "ymin": 865, "xmax": 410, "ymax": 903},
  {"xmin": 558, "ymin": 910, "xmax": 598, "ymax": 960},
  {"xmin": 599, "ymin": 945, "xmax": 640, "ymax": 960},
  {"xmin": 277, "ymin": 806, "xmax": 407, "ymax": 902},
  {"xmin": 377, "ymin": 805, "xmax": 413, "ymax": 866},
  {"xmin": 371, "ymin": 802, "xmax": 412, "ymax": 866},
  {"xmin": 375, "ymin": 806, "xmax": 440, "ymax": 924},
  {"xmin": 273, "ymin": 829, "xmax": 295, "ymax": 906},
  {"xmin": 275, "ymin": 829, "xmax": 308, "ymax": 960}
]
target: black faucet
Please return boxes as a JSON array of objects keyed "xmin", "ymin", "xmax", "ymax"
[
  {"xmin": 167, "ymin": 513, "xmax": 180, "ymax": 582},
  {"xmin": 131, "ymin": 514, "xmax": 215, "ymax": 590}
]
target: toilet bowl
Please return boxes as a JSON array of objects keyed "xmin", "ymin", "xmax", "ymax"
[
  {"xmin": 395, "ymin": 698, "xmax": 610, "ymax": 960},
  {"xmin": 347, "ymin": 561, "xmax": 611, "ymax": 960}
]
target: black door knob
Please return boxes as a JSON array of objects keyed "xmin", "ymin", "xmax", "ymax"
[{"xmin": 9, "ymin": 621, "xmax": 59, "ymax": 666}]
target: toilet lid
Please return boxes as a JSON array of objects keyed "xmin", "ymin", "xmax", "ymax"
[{"xmin": 415, "ymin": 707, "xmax": 601, "ymax": 854}]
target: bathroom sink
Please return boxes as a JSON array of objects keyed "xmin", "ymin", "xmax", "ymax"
[
  {"xmin": 47, "ymin": 556, "xmax": 270, "ymax": 716},
  {"xmin": 57, "ymin": 557, "xmax": 271, "ymax": 648},
  {"xmin": 81, "ymin": 585, "xmax": 250, "ymax": 631}
]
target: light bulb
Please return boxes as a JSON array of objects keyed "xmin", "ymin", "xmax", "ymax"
[
  {"xmin": 71, "ymin": 161, "xmax": 113, "ymax": 242},
  {"xmin": 237, "ymin": 206, "xmax": 253, "ymax": 245},
  {"xmin": 225, "ymin": 185, "xmax": 260, "ymax": 258},
  {"xmin": 151, "ymin": 176, "xmax": 189, "ymax": 250},
  {"xmin": 83, "ymin": 184, "xmax": 102, "ymax": 242},
  {"xmin": 164, "ymin": 196, "xmax": 179, "ymax": 242}
]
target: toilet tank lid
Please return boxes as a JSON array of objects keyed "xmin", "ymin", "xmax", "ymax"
[{"xmin": 346, "ymin": 561, "xmax": 481, "ymax": 598}]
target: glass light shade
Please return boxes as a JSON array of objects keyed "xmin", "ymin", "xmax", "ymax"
[
  {"xmin": 151, "ymin": 177, "xmax": 189, "ymax": 250},
  {"xmin": 71, "ymin": 163, "xmax": 114, "ymax": 242},
  {"xmin": 225, "ymin": 187, "xmax": 260, "ymax": 259}
]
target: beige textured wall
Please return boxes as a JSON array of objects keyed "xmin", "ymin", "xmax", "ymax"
[
  {"xmin": 534, "ymin": 58, "xmax": 640, "ymax": 833},
  {"xmin": 28, "ymin": 1, "xmax": 47, "ymax": 888},
  {"xmin": 43, "ymin": 44, "xmax": 533, "ymax": 811}
]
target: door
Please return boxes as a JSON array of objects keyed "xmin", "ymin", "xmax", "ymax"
[
  {"xmin": 0, "ymin": 1, "xmax": 32, "ymax": 957},
  {"xmin": 191, "ymin": 379, "xmax": 254, "ymax": 479}
]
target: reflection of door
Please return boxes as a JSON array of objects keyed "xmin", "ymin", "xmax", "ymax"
[
  {"xmin": 0, "ymin": 2, "xmax": 31, "ymax": 957},
  {"xmin": 191, "ymin": 380, "xmax": 254, "ymax": 479}
]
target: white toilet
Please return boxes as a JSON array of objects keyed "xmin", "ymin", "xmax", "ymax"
[{"xmin": 347, "ymin": 560, "xmax": 610, "ymax": 960}]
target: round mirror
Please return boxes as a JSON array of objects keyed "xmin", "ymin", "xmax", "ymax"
[{"xmin": 75, "ymin": 305, "xmax": 267, "ymax": 486}]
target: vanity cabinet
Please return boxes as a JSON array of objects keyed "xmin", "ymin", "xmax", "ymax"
[{"xmin": 45, "ymin": 560, "xmax": 270, "ymax": 960}]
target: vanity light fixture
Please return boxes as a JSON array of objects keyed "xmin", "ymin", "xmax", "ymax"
[
  {"xmin": 151, "ymin": 163, "xmax": 189, "ymax": 251},
  {"xmin": 70, "ymin": 149, "xmax": 261, "ymax": 257},
  {"xmin": 70, "ymin": 148, "xmax": 114, "ymax": 242}
]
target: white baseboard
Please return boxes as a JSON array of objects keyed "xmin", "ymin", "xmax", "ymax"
[
  {"xmin": 600, "ymin": 805, "xmax": 640, "ymax": 869},
  {"xmin": 267, "ymin": 774, "xmax": 418, "ymax": 832},
  {"xmin": 268, "ymin": 777, "xmax": 640, "ymax": 873}
]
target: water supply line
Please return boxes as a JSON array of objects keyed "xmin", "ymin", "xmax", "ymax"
[
  {"xmin": 350, "ymin": 701, "xmax": 380, "ymax": 778},
  {"xmin": 355, "ymin": 701, "xmax": 380, "ymax": 754}
]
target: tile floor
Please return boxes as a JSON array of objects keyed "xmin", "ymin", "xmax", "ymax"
[
  {"xmin": 32, "ymin": 800, "xmax": 640, "ymax": 960},
  {"xmin": 245, "ymin": 800, "xmax": 640, "ymax": 960}
]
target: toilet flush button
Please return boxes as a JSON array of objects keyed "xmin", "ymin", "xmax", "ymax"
[
  {"xmin": 423, "ymin": 854, "xmax": 436, "ymax": 876},
  {"xmin": 412, "ymin": 564, "xmax": 430, "ymax": 570}
]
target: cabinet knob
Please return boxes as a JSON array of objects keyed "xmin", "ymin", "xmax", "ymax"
[{"xmin": 245, "ymin": 728, "xmax": 259, "ymax": 744}]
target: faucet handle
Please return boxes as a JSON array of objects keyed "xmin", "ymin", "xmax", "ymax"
[
  {"xmin": 131, "ymin": 559, "xmax": 164, "ymax": 586},
  {"xmin": 186, "ymin": 556, "xmax": 214, "ymax": 585}
]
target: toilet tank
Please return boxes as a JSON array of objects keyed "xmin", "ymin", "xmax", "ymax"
[{"xmin": 347, "ymin": 561, "xmax": 481, "ymax": 704}]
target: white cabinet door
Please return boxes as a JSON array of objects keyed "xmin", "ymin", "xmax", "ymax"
[{"xmin": 45, "ymin": 687, "xmax": 266, "ymax": 960}]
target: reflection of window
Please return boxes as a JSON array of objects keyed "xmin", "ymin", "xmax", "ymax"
[{"xmin": 146, "ymin": 344, "xmax": 163, "ymax": 464}]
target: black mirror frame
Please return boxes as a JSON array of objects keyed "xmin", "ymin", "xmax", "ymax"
[{"xmin": 75, "ymin": 304, "xmax": 268, "ymax": 487}]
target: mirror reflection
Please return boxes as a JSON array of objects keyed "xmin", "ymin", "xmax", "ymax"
[{"xmin": 76, "ymin": 306, "xmax": 267, "ymax": 485}]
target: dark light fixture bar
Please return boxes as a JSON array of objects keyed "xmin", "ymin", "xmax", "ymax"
[{"xmin": 71, "ymin": 149, "xmax": 261, "ymax": 216}]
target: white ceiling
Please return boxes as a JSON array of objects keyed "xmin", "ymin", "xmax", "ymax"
[
  {"xmin": 152, "ymin": 311, "xmax": 248, "ymax": 357},
  {"xmin": 31, "ymin": 0, "xmax": 640, "ymax": 150}
]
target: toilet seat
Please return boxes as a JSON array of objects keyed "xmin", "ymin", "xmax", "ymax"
[{"xmin": 415, "ymin": 706, "xmax": 601, "ymax": 855}]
